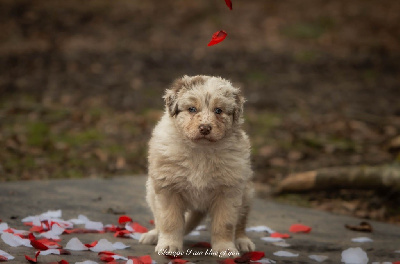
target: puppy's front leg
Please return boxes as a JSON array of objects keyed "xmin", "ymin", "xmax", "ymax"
[
  {"xmin": 154, "ymin": 191, "xmax": 185, "ymax": 254},
  {"xmin": 210, "ymin": 190, "xmax": 241, "ymax": 258}
]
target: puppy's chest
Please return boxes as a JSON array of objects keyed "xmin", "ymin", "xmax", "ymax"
[{"xmin": 179, "ymin": 150, "xmax": 236, "ymax": 188}]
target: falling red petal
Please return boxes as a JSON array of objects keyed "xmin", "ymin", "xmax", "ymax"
[
  {"xmin": 118, "ymin": 215, "xmax": 133, "ymax": 225},
  {"xmin": 190, "ymin": 242, "xmax": 211, "ymax": 248},
  {"xmin": 149, "ymin": 219, "xmax": 155, "ymax": 225},
  {"xmin": 224, "ymin": 0, "xmax": 232, "ymax": 10},
  {"xmin": 0, "ymin": 255, "xmax": 8, "ymax": 261},
  {"xmin": 289, "ymin": 224, "xmax": 312, "ymax": 233},
  {"xmin": 207, "ymin": 30, "xmax": 228, "ymax": 46},
  {"xmin": 270, "ymin": 232, "xmax": 291, "ymax": 239}
]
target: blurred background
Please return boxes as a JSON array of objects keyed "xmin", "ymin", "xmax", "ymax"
[{"xmin": 0, "ymin": 0, "xmax": 399, "ymax": 222}]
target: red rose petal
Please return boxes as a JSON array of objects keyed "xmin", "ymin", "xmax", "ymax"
[
  {"xmin": 0, "ymin": 256, "xmax": 8, "ymax": 261},
  {"xmin": 191, "ymin": 242, "xmax": 211, "ymax": 248},
  {"xmin": 25, "ymin": 251, "xmax": 40, "ymax": 263},
  {"xmin": 234, "ymin": 251, "xmax": 265, "ymax": 262},
  {"xmin": 170, "ymin": 259, "xmax": 188, "ymax": 264},
  {"xmin": 48, "ymin": 261, "xmax": 69, "ymax": 264},
  {"xmin": 98, "ymin": 251, "xmax": 115, "ymax": 256},
  {"xmin": 149, "ymin": 219, "xmax": 155, "ymax": 225},
  {"xmin": 129, "ymin": 255, "xmax": 153, "ymax": 264},
  {"xmin": 131, "ymin": 222, "xmax": 148, "ymax": 233},
  {"xmin": 289, "ymin": 224, "xmax": 312, "ymax": 233},
  {"xmin": 28, "ymin": 233, "xmax": 36, "ymax": 241},
  {"xmin": 84, "ymin": 241, "xmax": 98, "ymax": 248},
  {"xmin": 271, "ymin": 232, "xmax": 291, "ymax": 239},
  {"xmin": 207, "ymin": 30, "xmax": 228, "ymax": 46},
  {"xmin": 37, "ymin": 238, "xmax": 62, "ymax": 248},
  {"xmin": 30, "ymin": 226, "xmax": 45, "ymax": 233},
  {"xmin": 139, "ymin": 255, "xmax": 153, "ymax": 264},
  {"xmin": 31, "ymin": 240, "xmax": 49, "ymax": 250},
  {"xmin": 63, "ymin": 228, "xmax": 103, "ymax": 234},
  {"xmin": 218, "ymin": 259, "xmax": 236, "ymax": 264},
  {"xmin": 118, "ymin": 215, "xmax": 133, "ymax": 225},
  {"xmin": 114, "ymin": 230, "xmax": 131, "ymax": 237},
  {"xmin": 224, "ymin": 0, "xmax": 232, "ymax": 10},
  {"xmin": 100, "ymin": 255, "xmax": 115, "ymax": 262}
]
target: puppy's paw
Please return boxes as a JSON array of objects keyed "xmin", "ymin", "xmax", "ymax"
[
  {"xmin": 139, "ymin": 229, "xmax": 158, "ymax": 245},
  {"xmin": 236, "ymin": 237, "xmax": 255, "ymax": 252},
  {"xmin": 212, "ymin": 242, "xmax": 240, "ymax": 258},
  {"xmin": 155, "ymin": 239, "xmax": 183, "ymax": 254}
]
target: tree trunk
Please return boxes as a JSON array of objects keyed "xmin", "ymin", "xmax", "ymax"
[{"xmin": 274, "ymin": 165, "xmax": 400, "ymax": 194}]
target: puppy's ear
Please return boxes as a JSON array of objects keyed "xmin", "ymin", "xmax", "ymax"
[
  {"xmin": 163, "ymin": 78, "xmax": 185, "ymax": 117},
  {"xmin": 233, "ymin": 89, "xmax": 245, "ymax": 124}
]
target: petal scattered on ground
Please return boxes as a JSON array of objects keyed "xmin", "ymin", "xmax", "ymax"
[
  {"xmin": 246, "ymin": 226, "xmax": 275, "ymax": 233},
  {"xmin": 351, "ymin": 237, "xmax": 373, "ymax": 243},
  {"xmin": 309, "ymin": 254, "xmax": 329, "ymax": 262},
  {"xmin": 273, "ymin": 251, "xmax": 299, "ymax": 257},
  {"xmin": 341, "ymin": 247, "xmax": 369, "ymax": 264}
]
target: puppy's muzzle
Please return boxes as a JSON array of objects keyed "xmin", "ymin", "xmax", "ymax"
[{"xmin": 199, "ymin": 124, "xmax": 212, "ymax": 136}]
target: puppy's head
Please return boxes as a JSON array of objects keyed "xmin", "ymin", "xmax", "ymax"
[{"xmin": 164, "ymin": 75, "xmax": 245, "ymax": 143}]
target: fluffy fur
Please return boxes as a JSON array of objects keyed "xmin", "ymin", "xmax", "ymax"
[{"xmin": 139, "ymin": 75, "xmax": 255, "ymax": 257}]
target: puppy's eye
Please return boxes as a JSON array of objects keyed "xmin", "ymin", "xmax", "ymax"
[
  {"xmin": 214, "ymin": 108, "xmax": 223, "ymax": 114},
  {"xmin": 188, "ymin": 107, "xmax": 197, "ymax": 113}
]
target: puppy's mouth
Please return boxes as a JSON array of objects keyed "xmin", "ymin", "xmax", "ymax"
[{"xmin": 193, "ymin": 135, "xmax": 218, "ymax": 143}]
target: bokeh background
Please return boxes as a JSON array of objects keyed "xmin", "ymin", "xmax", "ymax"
[{"xmin": 1, "ymin": 0, "xmax": 399, "ymax": 222}]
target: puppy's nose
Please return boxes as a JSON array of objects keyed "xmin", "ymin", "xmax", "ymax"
[{"xmin": 199, "ymin": 124, "xmax": 212, "ymax": 135}]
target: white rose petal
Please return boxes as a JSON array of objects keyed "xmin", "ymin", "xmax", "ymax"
[
  {"xmin": 0, "ymin": 249, "xmax": 14, "ymax": 260},
  {"xmin": 65, "ymin": 237, "xmax": 88, "ymax": 251},
  {"xmin": 352, "ymin": 237, "xmax": 373, "ymax": 243},
  {"xmin": 90, "ymin": 239, "xmax": 114, "ymax": 252},
  {"xmin": 246, "ymin": 225, "xmax": 275, "ymax": 233},
  {"xmin": 309, "ymin": 254, "xmax": 329, "ymax": 262},
  {"xmin": 341, "ymin": 247, "xmax": 368, "ymax": 264},
  {"xmin": 273, "ymin": 251, "xmax": 299, "ymax": 257}
]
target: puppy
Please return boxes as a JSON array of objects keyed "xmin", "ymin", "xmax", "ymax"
[{"xmin": 139, "ymin": 75, "xmax": 255, "ymax": 257}]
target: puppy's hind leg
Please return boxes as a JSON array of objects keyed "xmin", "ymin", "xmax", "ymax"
[{"xmin": 184, "ymin": 210, "xmax": 206, "ymax": 235}]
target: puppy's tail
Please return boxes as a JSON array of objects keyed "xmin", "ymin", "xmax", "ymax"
[{"xmin": 184, "ymin": 210, "xmax": 206, "ymax": 235}]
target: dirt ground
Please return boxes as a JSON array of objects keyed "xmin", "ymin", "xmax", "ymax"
[{"xmin": 1, "ymin": 0, "xmax": 399, "ymax": 222}]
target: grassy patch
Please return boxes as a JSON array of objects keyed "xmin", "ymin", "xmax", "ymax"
[{"xmin": 282, "ymin": 18, "xmax": 335, "ymax": 39}]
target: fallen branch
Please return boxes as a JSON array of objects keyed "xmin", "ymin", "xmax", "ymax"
[{"xmin": 274, "ymin": 165, "xmax": 400, "ymax": 194}]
